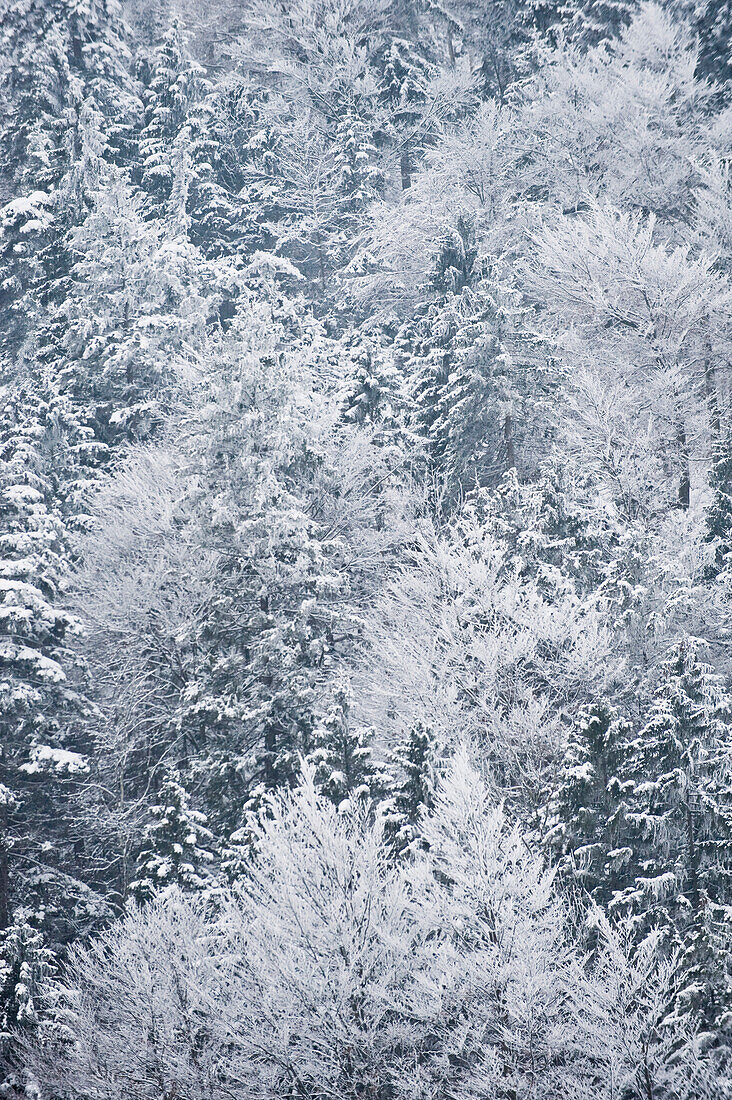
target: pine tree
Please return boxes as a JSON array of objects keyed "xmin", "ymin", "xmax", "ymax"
[
  {"xmin": 136, "ymin": 22, "xmax": 206, "ymax": 216},
  {"xmin": 307, "ymin": 680, "xmax": 380, "ymax": 810},
  {"xmin": 334, "ymin": 111, "xmax": 382, "ymax": 211},
  {"xmin": 543, "ymin": 701, "xmax": 632, "ymax": 904},
  {"xmin": 383, "ymin": 719, "xmax": 437, "ymax": 856},
  {"xmin": 0, "ymin": 0, "xmax": 72, "ymax": 193},
  {"xmin": 131, "ymin": 772, "xmax": 215, "ymax": 902},
  {"xmin": 376, "ymin": 35, "xmax": 433, "ymax": 190},
  {"xmin": 180, "ymin": 93, "xmax": 242, "ymax": 258}
]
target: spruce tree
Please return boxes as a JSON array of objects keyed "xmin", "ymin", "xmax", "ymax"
[
  {"xmin": 704, "ymin": 438, "xmax": 732, "ymax": 579},
  {"xmin": 383, "ymin": 719, "xmax": 437, "ymax": 856},
  {"xmin": 618, "ymin": 640, "xmax": 732, "ymax": 1033},
  {"xmin": 136, "ymin": 22, "xmax": 206, "ymax": 217},
  {"xmin": 544, "ymin": 702, "xmax": 632, "ymax": 904},
  {"xmin": 131, "ymin": 772, "xmax": 215, "ymax": 902},
  {"xmin": 0, "ymin": 382, "xmax": 92, "ymax": 932},
  {"xmin": 307, "ymin": 681, "xmax": 380, "ymax": 810}
]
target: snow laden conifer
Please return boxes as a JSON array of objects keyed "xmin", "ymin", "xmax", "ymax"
[
  {"xmin": 617, "ymin": 638, "xmax": 732, "ymax": 1034},
  {"xmin": 307, "ymin": 679, "xmax": 382, "ymax": 810},
  {"xmin": 543, "ymin": 701, "xmax": 632, "ymax": 904},
  {"xmin": 137, "ymin": 22, "xmax": 206, "ymax": 216},
  {"xmin": 0, "ymin": 910, "xmax": 54, "ymax": 1049},
  {"xmin": 382, "ymin": 719, "xmax": 437, "ymax": 856},
  {"xmin": 44, "ymin": 172, "xmax": 209, "ymax": 442},
  {"xmin": 131, "ymin": 771, "xmax": 215, "ymax": 903},
  {"xmin": 0, "ymin": 386, "xmax": 90, "ymax": 930}
]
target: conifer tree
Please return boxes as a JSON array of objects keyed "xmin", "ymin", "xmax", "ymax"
[
  {"xmin": 704, "ymin": 438, "xmax": 732, "ymax": 579},
  {"xmin": 180, "ymin": 94, "xmax": 242, "ymax": 258},
  {"xmin": 137, "ymin": 22, "xmax": 206, "ymax": 216},
  {"xmin": 383, "ymin": 719, "xmax": 437, "ymax": 856},
  {"xmin": 43, "ymin": 173, "xmax": 209, "ymax": 442},
  {"xmin": 131, "ymin": 772, "xmax": 215, "ymax": 902},
  {"xmin": 307, "ymin": 680, "xmax": 381, "ymax": 809},
  {"xmin": 0, "ymin": 382, "xmax": 93, "ymax": 932},
  {"xmin": 544, "ymin": 702, "xmax": 632, "ymax": 904},
  {"xmin": 0, "ymin": 0, "xmax": 137, "ymax": 193},
  {"xmin": 617, "ymin": 639, "xmax": 732, "ymax": 1033},
  {"xmin": 0, "ymin": 909, "xmax": 54, "ymax": 1074}
]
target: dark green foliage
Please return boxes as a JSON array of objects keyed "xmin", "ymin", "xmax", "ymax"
[
  {"xmin": 544, "ymin": 702, "xmax": 632, "ymax": 903},
  {"xmin": 383, "ymin": 720, "xmax": 437, "ymax": 856},
  {"xmin": 131, "ymin": 772, "xmax": 215, "ymax": 902}
]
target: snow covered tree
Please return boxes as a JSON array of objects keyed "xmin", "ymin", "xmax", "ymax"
[
  {"xmin": 704, "ymin": 438, "xmax": 732, "ymax": 579},
  {"xmin": 180, "ymin": 92, "xmax": 243, "ymax": 258},
  {"xmin": 307, "ymin": 679, "xmax": 381, "ymax": 809},
  {"xmin": 570, "ymin": 909, "xmax": 725, "ymax": 1100},
  {"xmin": 136, "ymin": 22, "xmax": 207, "ymax": 216},
  {"xmin": 44, "ymin": 173, "xmax": 209, "ymax": 441},
  {"xmin": 694, "ymin": 0, "xmax": 732, "ymax": 86},
  {"xmin": 0, "ymin": 910, "xmax": 54, "ymax": 1053},
  {"xmin": 382, "ymin": 718, "xmax": 437, "ymax": 856},
  {"xmin": 0, "ymin": 384, "xmax": 93, "ymax": 930},
  {"xmin": 619, "ymin": 639, "xmax": 732, "ymax": 923},
  {"xmin": 543, "ymin": 701, "xmax": 632, "ymax": 904},
  {"xmin": 0, "ymin": 0, "xmax": 137, "ymax": 192},
  {"xmin": 131, "ymin": 772, "xmax": 215, "ymax": 902},
  {"xmin": 611, "ymin": 639, "xmax": 732, "ymax": 1035}
]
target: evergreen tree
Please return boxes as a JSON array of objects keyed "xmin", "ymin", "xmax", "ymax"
[
  {"xmin": 180, "ymin": 93, "xmax": 243, "ymax": 258},
  {"xmin": 0, "ymin": 0, "xmax": 137, "ymax": 193},
  {"xmin": 0, "ymin": 910, "xmax": 54, "ymax": 1068},
  {"xmin": 704, "ymin": 438, "xmax": 732, "ymax": 580},
  {"xmin": 43, "ymin": 173, "xmax": 209, "ymax": 442},
  {"xmin": 131, "ymin": 772, "xmax": 215, "ymax": 902},
  {"xmin": 307, "ymin": 680, "xmax": 381, "ymax": 809},
  {"xmin": 694, "ymin": 0, "xmax": 732, "ymax": 86},
  {"xmin": 0, "ymin": 382, "xmax": 94, "ymax": 932},
  {"xmin": 543, "ymin": 701, "xmax": 632, "ymax": 904},
  {"xmin": 136, "ymin": 22, "xmax": 206, "ymax": 216},
  {"xmin": 383, "ymin": 719, "xmax": 437, "ymax": 856},
  {"xmin": 617, "ymin": 639, "xmax": 732, "ymax": 1033}
]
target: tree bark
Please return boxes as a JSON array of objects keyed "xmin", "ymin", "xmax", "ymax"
[
  {"xmin": 504, "ymin": 412, "xmax": 515, "ymax": 472},
  {"xmin": 677, "ymin": 419, "xmax": 691, "ymax": 509},
  {"xmin": 400, "ymin": 145, "xmax": 411, "ymax": 190}
]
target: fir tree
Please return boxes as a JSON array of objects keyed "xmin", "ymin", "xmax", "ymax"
[
  {"xmin": 704, "ymin": 438, "xmax": 732, "ymax": 580},
  {"xmin": 307, "ymin": 680, "xmax": 380, "ymax": 810},
  {"xmin": 543, "ymin": 702, "xmax": 632, "ymax": 904},
  {"xmin": 0, "ymin": 383, "xmax": 92, "ymax": 931},
  {"xmin": 131, "ymin": 772, "xmax": 215, "ymax": 902},
  {"xmin": 0, "ymin": 910, "xmax": 54, "ymax": 1036},
  {"xmin": 136, "ymin": 22, "xmax": 206, "ymax": 216},
  {"xmin": 383, "ymin": 719, "xmax": 437, "ymax": 856},
  {"xmin": 617, "ymin": 639, "xmax": 732, "ymax": 1033},
  {"xmin": 43, "ymin": 173, "xmax": 209, "ymax": 442}
]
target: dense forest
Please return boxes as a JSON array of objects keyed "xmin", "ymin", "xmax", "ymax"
[{"xmin": 1, "ymin": 0, "xmax": 732, "ymax": 1095}]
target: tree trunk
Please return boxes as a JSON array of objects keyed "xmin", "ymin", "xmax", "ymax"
[
  {"xmin": 504, "ymin": 413, "xmax": 515, "ymax": 472},
  {"xmin": 400, "ymin": 145, "xmax": 411, "ymax": 190},
  {"xmin": 705, "ymin": 353, "xmax": 721, "ymax": 452},
  {"xmin": 677, "ymin": 419, "xmax": 691, "ymax": 509},
  {"xmin": 446, "ymin": 26, "xmax": 455, "ymax": 67}
]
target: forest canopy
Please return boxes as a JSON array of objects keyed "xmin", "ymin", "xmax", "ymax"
[{"xmin": 0, "ymin": 0, "xmax": 732, "ymax": 1096}]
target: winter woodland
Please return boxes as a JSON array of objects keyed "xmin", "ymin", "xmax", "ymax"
[{"xmin": 1, "ymin": 0, "xmax": 732, "ymax": 1096}]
